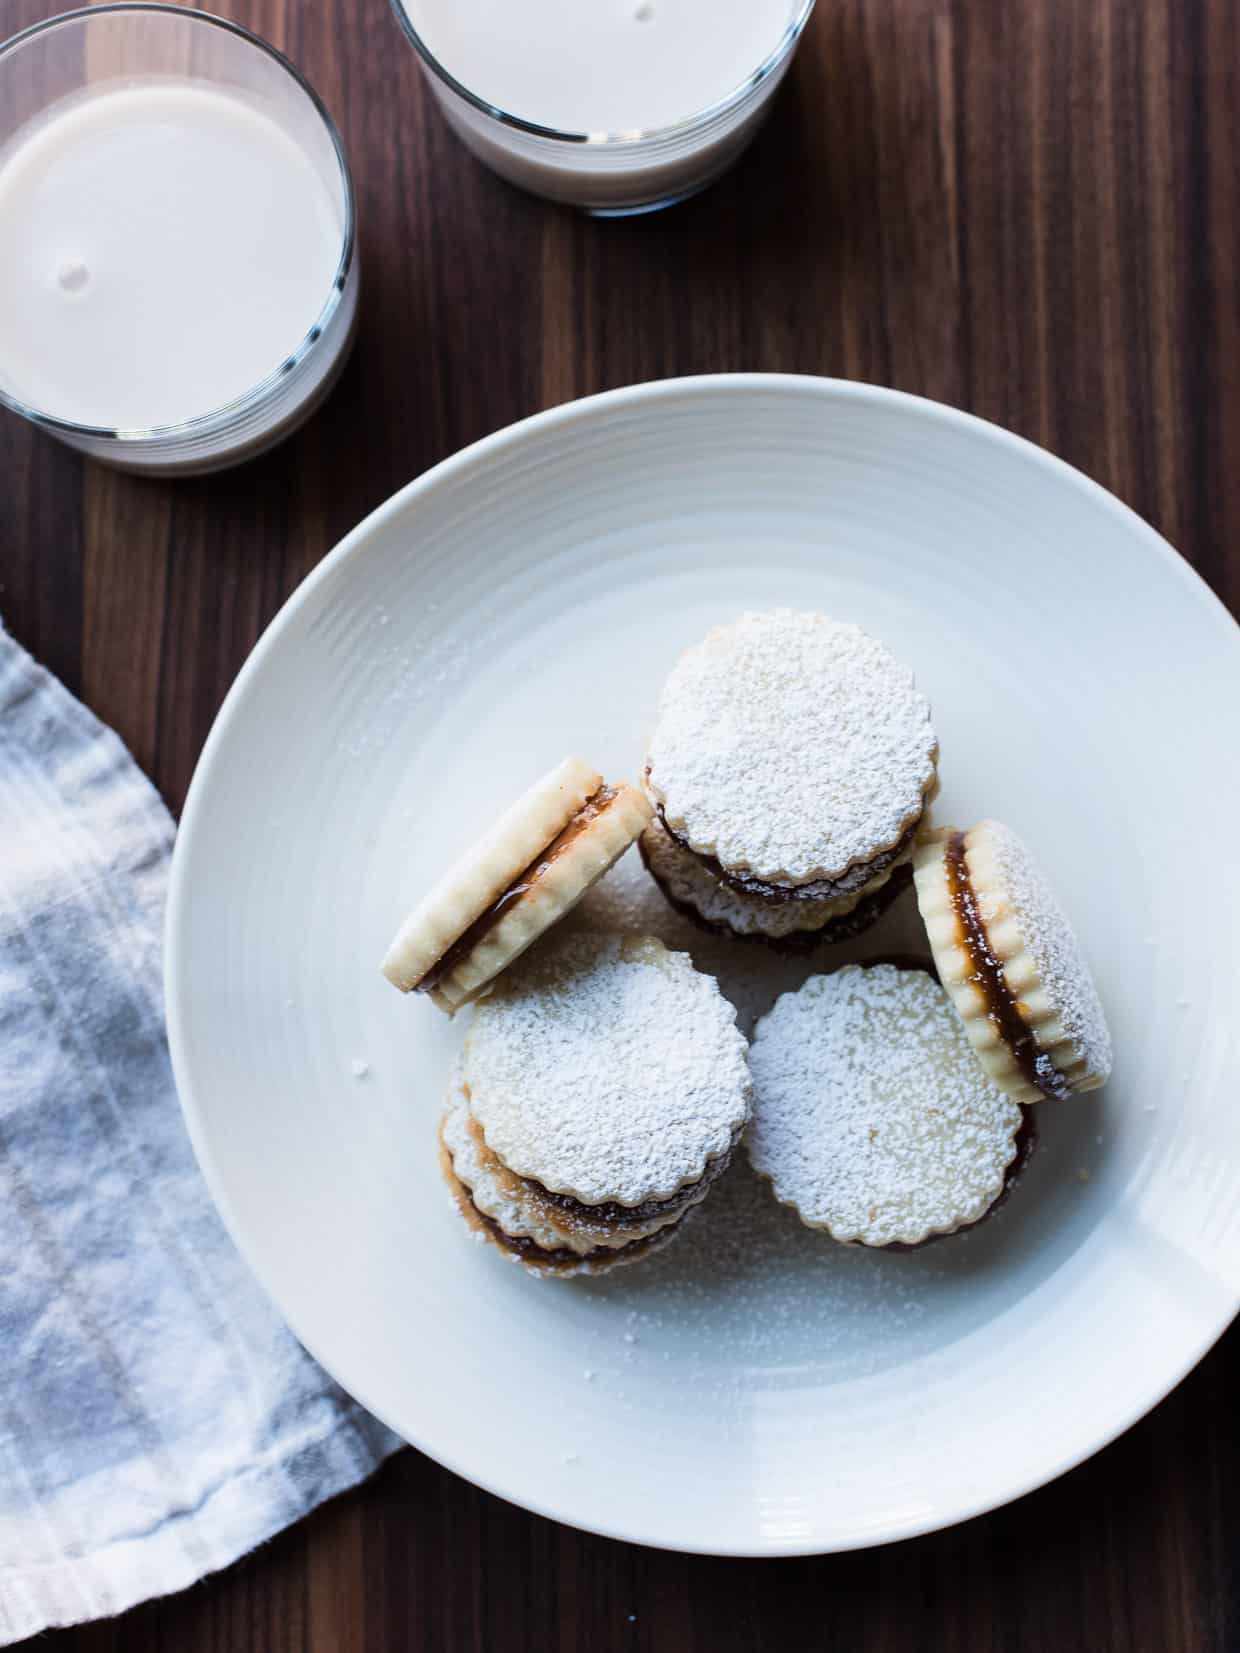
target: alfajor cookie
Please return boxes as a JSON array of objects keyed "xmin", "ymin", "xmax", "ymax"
[
  {"xmin": 746, "ymin": 964, "xmax": 1025, "ymax": 1247},
  {"xmin": 464, "ymin": 930, "xmax": 750, "ymax": 1223},
  {"xmin": 913, "ymin": 821, "xmax": 1112, "ymax": 1103},
  {"xmin": 639, "ymin": 816, "xmax": 913, "ymax": 949},
  {"xmin": 382, "ymin": 756, "xmax": 652, "ymax": 1014},
  {"xmin": 645, "ymin": 610, "xmax": 937, "ymax": 906},
  {"xmin": 438, "ymin": 1081, "xmax": 684, "ymax": 1277}
]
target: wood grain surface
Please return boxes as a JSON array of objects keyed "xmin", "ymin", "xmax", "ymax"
[{"xmin": 3, "ymin": 0, "xmax": 1238, "ymax": 1648}]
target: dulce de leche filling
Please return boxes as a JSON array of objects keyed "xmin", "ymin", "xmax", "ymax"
[
  {"xmin": 944, "ymin": 831, "xmax": 1070, "ymax": 1102},
  {"xmin": 522, "ymin": 1145, "xmax": 733, "ymax": 1229},
  {"xmin": 652, "ymin": 788, "xmax": 921, "ymax": 905},
  {"xmin": 642, "ymin": 838, "xmax": 914, "ymax": 955},
  {"xmin": 466, "ymin": 1108, "xmax": 726, "ymax": 1235},
  {"xmin": 418, "ymin": 785, "xmax": 620, "ymax": 993},
  {"xmin": 438, "ymin": 1135, "xmax": 668, "ymax": 1272}
]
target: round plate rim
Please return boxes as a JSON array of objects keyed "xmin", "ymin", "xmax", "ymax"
[{"xmin": 165, "ymin": 372, "xmax": 1240, "ymax": 1555}]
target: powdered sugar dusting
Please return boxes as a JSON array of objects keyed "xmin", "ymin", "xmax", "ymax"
[
  {"xmin": 574, "ymin": 1157, "xmax": 972, "ymax": 1379},
  {"xmin": 980, "ymin": 821, "xmax": 1113, "ymax": 1082},
  {"xmin": 646, "ymin": 611, "xmax": 937, "ymax": 884},
  {"xmin": 747, "ymin": 965, "xmax": 1022, "ymax": 1246},
  {"xmin": 465, "ymin": 932, "xmax": 751, "ymax": 1205}
]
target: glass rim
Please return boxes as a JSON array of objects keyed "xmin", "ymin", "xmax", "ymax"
[
  {"xmin": 0, "ymin": 2, "xmax": 356, "ymax": 446},
  {"xmin": 388, "ymin": 0, "xmax": 816, "ymax": 147}
]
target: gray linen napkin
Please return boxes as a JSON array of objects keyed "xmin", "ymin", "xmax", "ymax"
[{"xmin": 0, "ymin": 623, "xmax": 401, "ymax": 1643}]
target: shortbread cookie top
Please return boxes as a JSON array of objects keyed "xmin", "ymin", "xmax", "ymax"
[
  {"xmin": 646, "ymin": 610, "xmax": 937, "ymax": 886},
  {"xmin": 914, "ymin": 821, "xmax": 1112, "ymax": 1102},
  {"xmin": 746, "ymin": 964, "xmax": 1022, "ymax": 1246},
  {"xmin": 382, "ymin": 756, "xmax": 601, "ymax": 993},
  {"xmin": 464, "ymin": 932, "xmax": 751, "ymax": 1206}
]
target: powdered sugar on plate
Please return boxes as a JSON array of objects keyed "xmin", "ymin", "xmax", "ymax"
[
  {"xmin": 747, "ymin": 964, "xmax": 1022, "ymax": 1246},
  {"xmin": 646, "ymin": 611, "xmax": 937, "ymax": 886},
  {"xmin": 465, "ymin": 932, "xmax": 751, "ymax": 1206}
]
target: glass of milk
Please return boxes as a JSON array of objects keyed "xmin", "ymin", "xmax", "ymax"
[
  {"xmin": 391, "ymin": 0, "xmax": 816, "ymax": 215},
  {"xmin": 0, "ymin": 6, "xmax": 358, "ymax": 475}
]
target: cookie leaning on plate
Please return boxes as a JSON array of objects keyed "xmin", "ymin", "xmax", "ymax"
[
  {"xmin": 645, "ymin": 609, "xmax": 937, "ymax": 925},
  {"xmin": 381, "ymin": 756, "xmax": 652, "ymax": 1013},
  {"xmin": 746, "ymin": 964, "xmax": 1026, "ymax": 1248},
  {"xmin": 913, "ymin": 820, "xmax": 1112, "ymax": 1103},
  {"xmin": 444, "ymin": 930, "xmax": 751, "ymax": 1276}
]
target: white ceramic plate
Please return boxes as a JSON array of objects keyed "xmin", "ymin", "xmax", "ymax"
[{"xmin": 167, "ymin": 375, "xmax": 1240, "ymax": 1555}]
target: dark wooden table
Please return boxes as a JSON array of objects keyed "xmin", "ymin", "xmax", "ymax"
[{"xmin": 4, "ymin": 0, "xmax": 1237, "ymax": 1647}]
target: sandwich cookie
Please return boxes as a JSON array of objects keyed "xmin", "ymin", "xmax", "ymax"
[
  {"xmin": 913, "ymin": 821, "xmax": 1112, "ymax": 1103},
  {"xmin": 645, "ymin": 611, "xmax": 937, "ymax": 915},
  {"xmin": 382, "ymin": 756, "xmax": 652, "ymax": 1013},
  {"xmin": 439, "ymin": 1083, "xmax": 683, "ymax": 1277},
  {"xmin": 746, "ymin": 964, "xmax": 1026, "ymax": 1247},
  {"xmin": 639, "ymin": 816, "xmax": 913, "ymax": 950},
  {"xmin": 446, "ymin": 931, "xmax": 751, "ymax": 1275}
]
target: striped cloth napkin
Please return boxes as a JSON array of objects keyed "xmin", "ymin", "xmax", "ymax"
[{"xmin": 0, "ymin": 624, "xmax": 400, "ymax": 1643}]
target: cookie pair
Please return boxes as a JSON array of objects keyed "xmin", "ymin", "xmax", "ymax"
[
  {"xmin": 439, "ymin": 933, "xmax": 751, "ymax": 1277},
  {"xmin": 746, "ymin": 821, "xmax": 1112, "ymax": 1248}
]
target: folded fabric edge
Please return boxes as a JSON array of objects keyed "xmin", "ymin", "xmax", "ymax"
[{"xmin": 0, "ymin": 1406, "xmax": 403, "ymax": 1645}]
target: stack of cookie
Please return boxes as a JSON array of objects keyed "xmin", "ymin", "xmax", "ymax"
[
  {"xmin": 381, "ymin": 606, "xmax": 1113, "ymax": 1273},
  {"xmin": 439, "ymin": 933, "xmax": 751, "ymax": 1276}
]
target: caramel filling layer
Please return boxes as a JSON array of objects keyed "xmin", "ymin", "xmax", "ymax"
[
  {"xmin": 439, "ymin": 1137, "xmax": 668, "ymax": 1272},
  {"xmin": 641, "ymin": 839, "xmax": 914, "ymax": 955},
  {"xmin": 465, "ymin": 1106, "xmax": 732, "ymax": 1233},
  {"xmin": 943, "ymin": 832, "xmax": 1070, "ymax": 1102},
  {"xmin": 464, "ymin": 1113, "xmax": 674, "ymax": 1245},
  {"xmin": 522, "ymin": 1144, "xmax": 733, "ymax": 1229},
  {"xmin": 653, "ymin": 790, "xmax": 921, "ymax": 905},
  {"xmin": 418, "ymin": 785, "xmax": 620, "ymax": 993}
]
